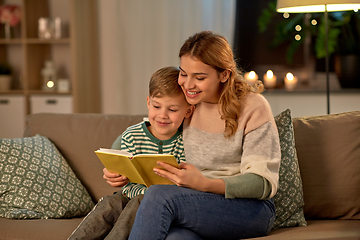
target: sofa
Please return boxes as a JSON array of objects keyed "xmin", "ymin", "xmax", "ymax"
[{"xmin": 0, "ymin": 110, "xmax": 359, "ymax": 240}]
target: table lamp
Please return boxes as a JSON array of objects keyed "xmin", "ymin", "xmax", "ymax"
[{"xmin": 276, "ymin": 0, "xmax": 360, "ymax": 114}]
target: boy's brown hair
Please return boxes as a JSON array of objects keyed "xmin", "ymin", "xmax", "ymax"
[{"xmin": 149, "ymin": 67, "xmax": 182, "ymax": 98}]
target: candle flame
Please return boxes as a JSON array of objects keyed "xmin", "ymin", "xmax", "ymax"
[
  {"xmin": 286, "ymin": 72, "xmax": 294, "ymax": 81},
  {"xmin": 266, "ymin": 70, "xmax": 273, "ymax": 78},
  {"xmin": 249, "ymin": 71, "xmax": 256, "ymax": 79}
]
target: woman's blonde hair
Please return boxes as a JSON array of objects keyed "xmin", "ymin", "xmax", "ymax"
[
  {"xmin": 149, "ymin": 66, "xmax": 182, "ymax": 98},
  {"xmin": 179, "ymin": 31, "xmax": 263, "ymax": 137}
]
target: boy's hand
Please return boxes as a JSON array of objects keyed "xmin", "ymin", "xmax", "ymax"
[
  {"xmin": 153, "ymin": 162, "xmax": 225, "ymax": 194},
  {"xmin": 103, "ymin": 168, "xmax": 129, "ymax": 188}
]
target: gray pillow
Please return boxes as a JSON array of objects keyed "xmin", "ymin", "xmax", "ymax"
[
  {"xmin": 273, "ymin": 109, "xmax": 307, "ymax": 229},
  {"xmin": 0, "ymin": 135, "xmax": 94, "ymax": 219}
]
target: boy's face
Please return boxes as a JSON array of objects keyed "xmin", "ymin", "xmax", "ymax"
[{"xmin": 147, "ymin": 94, "xmax": 193, "ymax": 140}]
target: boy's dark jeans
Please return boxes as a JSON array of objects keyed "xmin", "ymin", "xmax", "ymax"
[{"xmin": 68, "ymin": 192, "xmax": 144, "ymax": 240}]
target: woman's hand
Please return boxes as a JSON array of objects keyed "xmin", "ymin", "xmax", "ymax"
[
  {"xmin": 154, "ymin": 162, "xmax": 226, "ymax": 194},
  {"xmin": 103, "ymin": 168, "xmax": 129, "ymax": 188}
]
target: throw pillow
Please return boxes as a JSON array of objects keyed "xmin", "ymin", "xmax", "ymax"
[
  {"xmin": 273, "ymin": 109, "xmax": 307, "ymax": 229},
  {"xmin": 0, "ymin": 134, "xmax": 94, "ymax": 219}
]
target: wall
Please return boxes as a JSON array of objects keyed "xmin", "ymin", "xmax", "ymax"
[
  {"xmin": 97, "ymin": 0, "xmax": 235, "ymax": 115},
  {"xmin": 98, "ymin": 0, "xmax": 120, "ymax": 114}
]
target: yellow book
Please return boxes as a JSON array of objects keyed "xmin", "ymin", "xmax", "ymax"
[{"xmin": 95, "ymin": 148, "xmax": 180, "ymax": 187}]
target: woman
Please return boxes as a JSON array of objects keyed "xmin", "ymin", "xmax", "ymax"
[{"xmin": 106, "ymin": 31, "xmax": 281, "ymax": 240}]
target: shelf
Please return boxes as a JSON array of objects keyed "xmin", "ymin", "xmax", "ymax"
[
  {"xmin": 25, "ymin": 38, "xmax": 71, "ymax": 44},
  {"xmin": 0, "ymin": 39, "xmax": 23, "ymax": 44},
  {"xmin": 0, "ymin": 0, "xmax": 100, "ymax": 115},
  {"xmin": 0, "ymin": 38, "xmax": 70, "ymax": 44},
  {"xmin": 0, "ymin": 90, "xmax": 24, "ymax": 94},
  {"xmin": 27, "ymin": 90, "xmax": 71, "ymax": 95}
]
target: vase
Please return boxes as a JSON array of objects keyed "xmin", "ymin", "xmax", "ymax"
[
  {"xmin": 334, "ymin": 55, "xmax": 360, "ymax": 88},
  {"xmin": 4, "ymin": 23, "xmax": 11, "ymax": 39}
]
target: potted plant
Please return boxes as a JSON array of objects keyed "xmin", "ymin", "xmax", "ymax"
[
  {"xmin": 258, "ymin": 1, "xmax": 360, "ymax": 88},
  {"xmin": 333, "ymin": 12, "xmax": 360, "ymax": 88},
  {"xmin": 0, "ymin": 63, "xmax": 12, "ymax": 91}
]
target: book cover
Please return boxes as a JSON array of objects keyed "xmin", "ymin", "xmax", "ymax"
[{"xmin": 95, "ymin": 148, "xmax": 179, "ymax": 187}]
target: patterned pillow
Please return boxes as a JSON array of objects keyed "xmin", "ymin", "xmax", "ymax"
[
  {"xmin": 0, "ymin": 135, "xmax": 94, "ymax": 219},
  {"xmin": 273, "ymin": 109, "xmax": 307, "ymax": 229}
]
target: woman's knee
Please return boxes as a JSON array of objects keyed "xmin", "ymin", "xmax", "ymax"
[
  {"xmin": 141, "ymin": 185, "xmax": 177, "ymax": 207},
  {"xmin": 145, "ymin": 185, "xmax": 173, "ymax": 198}
]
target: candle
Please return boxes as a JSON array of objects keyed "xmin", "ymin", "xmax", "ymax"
[
  {"xmin": 284, "ymin": 72, "xmax": 298, "ymax": 91},
  {"xmin": 244, "ymin": 71, "xmax": 258, "ymax": 86},
  {"xmin": 263, "ymin": 70, "xmax": 277, "ymax": 88}
]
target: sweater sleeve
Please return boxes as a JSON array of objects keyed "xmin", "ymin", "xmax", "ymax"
[
  {"xmin": 222, "ymin": 173, "xmax": 271, "ymax": 199},
  {"xmin": 111, "ymin": 134, "xmax": 122, "ymax": 149},
  {"xmin": 238, "ymin": 121, "xmax": 281, "ymax": 199}
]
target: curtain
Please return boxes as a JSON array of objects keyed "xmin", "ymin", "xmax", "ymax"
[{"xmin": 101, "ymin": 0, "xmax": 235, "ymax": 114}]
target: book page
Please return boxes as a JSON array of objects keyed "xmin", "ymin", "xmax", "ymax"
[
  {"xmin": 98, "ymin": 148, "xmax": 132, "ymax": 157},
  {"xmin": 131, "ymin": 155, "xmax": 179, "ymax": 186},
  {"xmin": 95, "ymin": 151, "xmax": 146, "ymax": 185}
]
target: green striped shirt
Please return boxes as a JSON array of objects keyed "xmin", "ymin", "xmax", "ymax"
[{"xmin": 111, "ymin": 120, "xmax": 185, "ymax": 199}]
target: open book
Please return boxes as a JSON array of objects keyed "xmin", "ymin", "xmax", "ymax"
[{"xmin": 95, "ymin": 148, "xmax": 180, "ymax": 187}]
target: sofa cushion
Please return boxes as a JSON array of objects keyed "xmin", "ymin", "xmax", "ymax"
[
  {"xmin": 0, "ymin": 135, "xmax": 94, "ymax": 219},
  {"xmin": 259, "ymin": 220, "xmax": 360, "ymax": 240},
  {"xmin": 293, "ymin": 111, "xmax": 360, "ymax": 220},
  {"xmin": 273, "ymin": 109, "xmax": 307, "ymax": 229},
  {"xmin": 0, "ymin": 217, "xmax": 84, "ymax": 240}
]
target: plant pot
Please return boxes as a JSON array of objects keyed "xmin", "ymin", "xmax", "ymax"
[
  {"xmin": 334, "ymin": 55, "xmax": 360, "ymax": 88},
  {"xmin": 0, "ymin": 75, "xmax": 12, "ymax": 91}
]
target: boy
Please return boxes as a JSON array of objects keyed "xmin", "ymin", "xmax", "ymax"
[{"xmin": 68, "ymin": 66, "xmax": 193, "ymax": 240}]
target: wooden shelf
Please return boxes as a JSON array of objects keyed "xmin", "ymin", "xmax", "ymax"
[
  {"xmin": 25, "ymin": 38, "xmax": 71, "ymax": 44},
  {"xmin": 0, "ymin": 0, "xmax": 100, "ymax": 114},
  {"xmin": 0, "ymin": 39, "xmax": 23, "ymax": 44}
]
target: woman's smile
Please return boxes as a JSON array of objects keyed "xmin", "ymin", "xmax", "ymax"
[{"xmin": 185, "ymin": 90, "xmax": 201, "ymax": 98}]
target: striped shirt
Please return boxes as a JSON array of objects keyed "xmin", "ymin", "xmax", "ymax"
[{"xmin": 112, "ymin": 120, "xmax": 185, "ymax": 199}]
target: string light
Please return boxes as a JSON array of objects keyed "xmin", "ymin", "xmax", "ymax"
[
  {"xmin": 295, "ymin": 34, "xmax": 301, "ymax": 41},
  {"xmin": 311, "ymin": 19, "xmax": 317, "ymax": 25},
  {"xmin": 283, "ymin": 12, "xmax": 290, "ymax": 18},
  {"xmin": 295, "ymin": 25, "xmax": 302, "ymax": 31}
]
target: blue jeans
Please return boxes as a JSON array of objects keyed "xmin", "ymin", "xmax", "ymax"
[{"xmin": 128, "ymin": 185, "xmax": 276, "ymax": 240}]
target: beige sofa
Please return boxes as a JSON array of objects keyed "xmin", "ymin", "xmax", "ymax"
[{"xmin": 0, "ymin": 111, "xmax": 359, "ymax": 240}]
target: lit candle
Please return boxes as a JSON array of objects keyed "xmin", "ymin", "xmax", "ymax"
[
  {"xmin": 263, "ymin": 70, "xmax": 277, "ymax": 88},
  {"xmin": 244, "ymin": 71, "xmax": 258, "ymax": 85},
  {"xmin": 284, "ymin": 72, "xmax": 298, "ymax": 91}
]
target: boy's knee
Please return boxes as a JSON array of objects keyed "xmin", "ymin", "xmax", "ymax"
[{"xmin": 98, "ymin": 192, "xmax": 129, "ymax": 212}]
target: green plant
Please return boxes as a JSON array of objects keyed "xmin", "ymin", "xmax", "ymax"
[
  {"xmin": 258, "ymin": 1, "xmax": 360, "ymax": 64},
  {"xmin": 0, "ymin": 63, "xmax": 12, "ymax": 75}
]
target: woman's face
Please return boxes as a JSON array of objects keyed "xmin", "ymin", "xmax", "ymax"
[{"xmin": 178, "ymin": 55, "xmax": 227, "ymax": 105}]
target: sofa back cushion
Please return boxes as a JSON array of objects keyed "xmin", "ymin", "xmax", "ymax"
[
  {"xmin": 293, "ymin": 111, "xmax": 360, "ymax": 219},
  {"xmin": 24, "ymin": 113, "xmax": 146, "ymax": 202}
]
